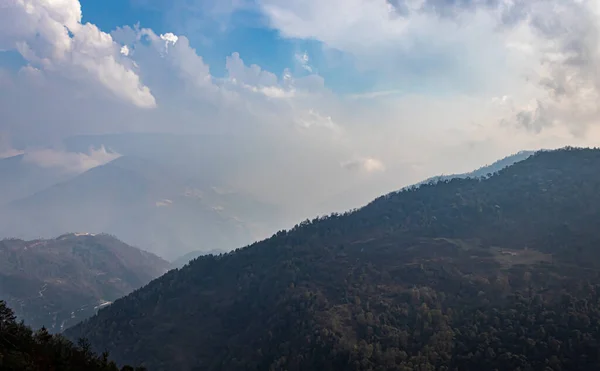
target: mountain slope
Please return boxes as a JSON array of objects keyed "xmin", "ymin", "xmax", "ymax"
[
  {"xmin": 414, "ymin": 150, "xmax": 534, "ymax": 187},
  {"xmin": 0, "ymin": 233, "xmax": 169, "ymax": 332},
  {"xmin": 317, "ymin": 151, "xmax": 534, "ymax": 216},
  {"xmin": 67, "ymin": 148, "xmax": 600, "ymax": 370},
  {"xmin": 0, "ymin": 154, "xmax": 73, "ymax": 206},
  {"xmin": 0, "ymin": 156, "xmax": 254, "ymax": 259},
  {"xmin": 170, "ymin": 249, "xmax": 225, "ymax": 269}
]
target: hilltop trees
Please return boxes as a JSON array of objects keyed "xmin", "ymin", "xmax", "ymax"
[{"xmin": 0, "ymin": 301, "xmax": 143, "ymax": 371}]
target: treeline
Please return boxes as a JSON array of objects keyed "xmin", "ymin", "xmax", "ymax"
[{"xmin": 0, "ymin": 300, "xmax": 143, "ymax": 371}]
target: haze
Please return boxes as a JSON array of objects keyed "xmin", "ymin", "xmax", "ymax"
[{"xmin": 2, "ymin": 0, "xmax": 600, "ymax": 259}]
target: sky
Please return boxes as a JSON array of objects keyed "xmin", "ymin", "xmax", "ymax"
[{"xmin": 2, "ymin": 0, "xmax": 600, "ymax": 215}]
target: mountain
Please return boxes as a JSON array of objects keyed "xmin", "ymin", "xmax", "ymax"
[
  {"xmin": 0, "ymin": 233, "xmax": 169, "ymax": 332},
  {"xmin": 0, "ymin": 156, "xmax": 256, "ymax": 260},
  {"xmin": 316, "ymin": 151, "xmax": 535, "ymax": 216},
  {"xmin": 67, "ymin": 147, "xmax": 600, "ymax": 370},
  {"xmin": 0, "ymin": 154, "xmax": 73, "ymax": 206},
  {"xmin": 414, "ymin": 150, "xmax": 535, "ymax": 187},
  {"xmin": 170, "ymin": 249, "xmax": 225, "ymax": 269}
]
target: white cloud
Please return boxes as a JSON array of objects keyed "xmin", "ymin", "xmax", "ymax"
[
  {"xmin": 0, "ymin": 0, "xmax": 156, "ymax": 108},
  {"xmin": 295, "ymin": 51, "xmax": 312, "ymax": 72},
  {"xmin": 504, "ymin": 1, "xmax": 600, "ymax": 137},
  {"xmin": 258, "ymin": 0, "xmax": 600, "ymax": 137},
  {"xmin": 22, "ymin": 146, "xmax": 121, "ymax": 173},
  {"xmin": 155, "ymin": 199, "xmax": 173, "ymax": 207},
  {"xmin": 226, "ymin": 52, "xmax": 279, "ymax": 88},
  {"xmin": 259, "ymin": 0, "xmax": 410, "ymax": 52},
  {"xmin": 342, "ymin": 157, "xmax": 386, "ymax": 173},
  {"xmin": 295, "ymin": 109, "xmax": 341, "ymax": 134},
  {"xmin": 160, "ymin": 32, "xmax": 179, "ymax": 45}
]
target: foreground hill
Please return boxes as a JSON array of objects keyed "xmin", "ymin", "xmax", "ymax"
[
  {"xmin": 0, "ymin": 156, "xmax": 254, "ymax": 260},
  {"xmin": 0, "ymin": 234, "xmax": 169, "ymax": 331},
  {"xmin": 68, "ymin": 148, "xmax": 600, "ymax": 370},
  {"xmin": 0, "ymin": 300, "xmax": 143, "ymax": 370}
]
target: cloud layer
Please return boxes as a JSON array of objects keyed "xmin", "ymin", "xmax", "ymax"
[
  {"xmin": 258, "ymin": 0, "xmax": 600, "ymax": 137},
  {"xmin": 3, "ymin": 0, "xmax": 600, "ymax": 219}
]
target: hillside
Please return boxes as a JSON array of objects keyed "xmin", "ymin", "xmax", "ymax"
[
  {"xmin": 67, "ymin": 148, "xmax": 600, "ymax": 370},
  {"xmin": 0, "ymin": 234, "xmax": 169, "ymax": 332},
  {"xmin": 0, "ymin": 156, "xmax": 255, "ymax": 260}
]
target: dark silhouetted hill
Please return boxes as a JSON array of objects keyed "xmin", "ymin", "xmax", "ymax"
[{"xmin": 0, "ymin": 300, "xmax": 144, "ymax": 370}]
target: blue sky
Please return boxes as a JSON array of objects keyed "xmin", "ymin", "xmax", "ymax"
[
  {"xmin": 77, "ymin": 0, "xmax": 443, "ymax": 95},
  {"xmin": 79, "ymin": 0, "xmax": 338, "ymax": 88}
]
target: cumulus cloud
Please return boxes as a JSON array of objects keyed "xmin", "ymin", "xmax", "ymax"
[
  {"xmin": 226, "ymin": 52, "xmax": 281, "ymax": 89},
  {"xmin": 0, "ymin": 0, "xmax": 155, "ymax": 108},
  {"xmin": 258, "ymin": 0, "xmax": 600, "ymax": 137},
  {"xmin": 504, "ymin": 1, "xmax": 600, "ymax": 136}
]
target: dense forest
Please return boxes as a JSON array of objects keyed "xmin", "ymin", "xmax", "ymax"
[
  {"xmin": 67, "ymin": 148, "xmax": 600, "ymax": 370},
  {"xmin": 0, "ymin": 300, "xmax": 143, "ymax": 370}
]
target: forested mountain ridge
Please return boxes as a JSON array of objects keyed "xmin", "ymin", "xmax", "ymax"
[
  {"xmin": 413, "ymin": 150, "xmax": 534, "ymax": 187},
  {"xmin": 170, "ymin": 249, "xmax": 225, "ymax": 269},
  {"xmin": 67, "ymin": 148, "xmax": 600, "ymax": 370},
  {"xmin": 0, "ymin": 234, "xmax": 169, "ymax": 332}
]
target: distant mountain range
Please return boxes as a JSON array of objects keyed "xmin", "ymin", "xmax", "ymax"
[
  {"xmin": 0, "ymin": 233, "xmax": 169, "ymax": 331},
  {"xmin": 0, "ymin": 154, "xmax": 263, "ymax": 260}
]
